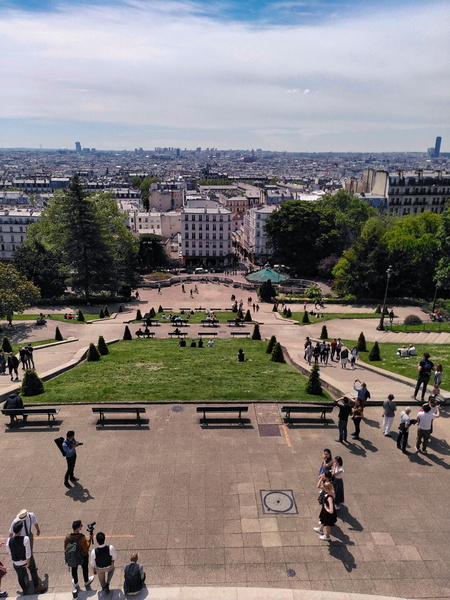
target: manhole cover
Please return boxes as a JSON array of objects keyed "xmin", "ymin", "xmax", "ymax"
[
  {"xmin": 171, "ymin": 405, "xmax": 184, "ymax": 413},
  {"xmin": 260, "ymin": 490, "xmax": 298, "ymax": 514},
  {"xmin": 258, "ymin": 424, "xmax": 280, "ymax": 437}
]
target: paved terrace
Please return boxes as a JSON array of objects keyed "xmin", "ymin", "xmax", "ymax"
[{"xmin": 0, "ymin": 279, "xmax": 449, "ymax": 600}]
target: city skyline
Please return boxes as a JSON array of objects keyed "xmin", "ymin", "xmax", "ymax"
[{"xmin": 0, "ymin": 0, "xmax": 449, "ymax": 152}]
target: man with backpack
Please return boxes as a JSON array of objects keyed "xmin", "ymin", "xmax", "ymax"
[
  {"xmin": 90, "ymin": 532, "xmax": 117, "ymax": 594},
  {"xmin": 413, "ymin": 353, "xmax": 434, "ymax": 402},
  {"xmin": 64, "ymin": 521, "xmax": 94, "ymax": 590},
  {"xmin": 123, "ymin": 553, "xmax": 146, "ymax": 595}
]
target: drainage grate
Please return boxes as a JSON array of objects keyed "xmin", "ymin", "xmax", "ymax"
[
  {"xmin": 260, "ymin": 490, "xmax": 298, "ymax": 515},
  {"xmin": 258, "ymin": 424, "xmax": 281, "ymax": 437}
]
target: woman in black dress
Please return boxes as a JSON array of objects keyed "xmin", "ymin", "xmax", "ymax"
[{"xmin": 314, "ymin": 481, "xmax": 337, "ymax": 541}]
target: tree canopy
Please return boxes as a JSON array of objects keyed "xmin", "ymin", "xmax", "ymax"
[
  {"xmin": 0, "ymin": 264, "xmax": 40, "ymax": 318},
  {"xmin": 21, "ymin": 174, "xmax": 139, "ymax": 299}
]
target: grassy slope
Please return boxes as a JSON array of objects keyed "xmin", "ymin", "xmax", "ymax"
[
  {"xmin": 27, "ymin": 339, "xmax": 330, "ymax": 403},
  {"xmin": 283, "ymin": 312, "xmax": 379, "ymax": 324},
  {"xmin": 344, "ymin": 341, "xmax": 449, "ymax": 381}
]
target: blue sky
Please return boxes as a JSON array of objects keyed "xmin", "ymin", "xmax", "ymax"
[{"xmin": 0, "ymin": 0, "xmax": 449, "ymax": 151}]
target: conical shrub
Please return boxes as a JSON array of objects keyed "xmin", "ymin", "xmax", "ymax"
[
  {"xmin": 87, "ymin": 342, "xmax": 101, "ymax": 362},
  {"xmin": 158, "ymin": 305, "xmax": 163, "ymax": 313},
  {"xmin": 305, "ymin": 364, "xmax": 322, "ymax": 395},
  {"xmin": 357, "ymin": 332, "xmax": 367, "ymax": 352},
  {"xmin": 252, "ymin": 323, "xmax": 261, "ymax": 340},
  {"xmin": 21, "ymin": 369, "xmax": 44, "ymax": 396},
  {"xmin": 244, "ymin": 309, "xmax": 252, "ymax": 322},
  {"xmin": 118, "ymin": 305, "xmax": 124, "ymax": 313},
  {"xmin": 123, "ymin": 325, "xmax": 132, "ymax": 340},
  {"xmin": 320, "ymin": 325, "xmax": 328, "ymax": 339},
  {"xmin": 368, "ymin": 341, "xmax": 381, "ymax": 361},
  {"xmin": 97, "ymin": 335, "xmax": 109, "ymax": 356},
  {"xmin": 286, "ymin": 308, "xmax": 292, "ymax": 318},
  {"xmin": 271, "ymin": 342, "xmax": 285, "ymax": 363},
  {"xmin": 272, "ymin": 303, "xmax": 278, "ymax": 312},
  {"xmin": 77, "ymin": 309, "xmax": 85, "ymax": 322},
  {"xmin": 99, "ymin": 308, "xmax": 105, "ymax": 319},
  {"xmin": 55, "ymin": 327, "xmax": 63, "ymax": 341},
  {"xmin": 2, "ymin": 336, "xmax": 13, "ymax": 353},
  {"xmin": 104, "ymin": 306, "xmax": 110, "ymax": 317},
  {"xmin": 136, "ymin": 309, "xmax": 142, "ymax": 321},
  {"xmin": 374, "ymin": 304, "xmax": 381, "ymax": 314},
  {"xmin": 266, "ymin": 335, "xmax": 277, "ymax": 354},
  {"xmin": 149, "ymin": 307, "xmax": 156, "ymax": 318},
  {"xmin": 302, "ymin": 311, "xmax": 310, "ymax": 324}
]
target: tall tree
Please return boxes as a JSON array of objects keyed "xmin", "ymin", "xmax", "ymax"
[
  {"xmin": 29, "ymin": 174, "xmax": 139, "ymax": 299},
  {"xmin": 0, "ymin": 264, "xmax": 40, "ymax": 318},
  {"xmin": 13, "ymin": 237, "xmax": 67, "ymax": 297},
  {"xmin": 435, "ymin": 205, "xmax": 450, "ymax": 293},
  {"xmin": 138, "ymin": 234, "xmax": 168, "ymax": 271}
]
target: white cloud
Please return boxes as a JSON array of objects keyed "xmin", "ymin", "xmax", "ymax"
[{"xmin": 0, "ymin": 0, "xmax": 449, "ymax": 150}]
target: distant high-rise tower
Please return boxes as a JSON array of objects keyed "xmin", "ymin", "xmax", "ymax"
[
  {"xmin": 434, "ymin": 137, "xmax": 442, "ymax": 158},
  {"xmin": 75, "ymin": 141, "xmax": 81, "ymax": 153}
]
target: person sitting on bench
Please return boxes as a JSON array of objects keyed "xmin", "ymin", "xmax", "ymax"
[
  {"xmin": 135, "ymin": 328, "xmax": 144, "ymax": 338},
  {"xmin": 4, "ymin": 392, "xmax": 25, "ymax": 425},
  {"xmin": 144, "ymin": 327, "xmax": 151, "ymax": 338}
]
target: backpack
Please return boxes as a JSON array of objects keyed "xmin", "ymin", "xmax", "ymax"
[
  {"xmin": 65, "ymin": 534, "xmax": 84, "ymax": 567},
  {"xmin": 124, "ymin": 562, "xmax": 143, "ymax": 594},
  {"xmin": 55, "ymin": 437, "xmax": 66, "ymax": 457},
  {"xmin": 423, "ymin": 361, "xmax": 434, "ymax": 377}
]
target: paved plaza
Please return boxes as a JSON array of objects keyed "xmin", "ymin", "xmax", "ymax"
[{"xmin": 1, "ymin": 278, "xmax": 449, "ymax": 600}]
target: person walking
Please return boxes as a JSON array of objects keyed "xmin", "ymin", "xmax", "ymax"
[
  {"xmin": 335, "ymin": 396, "xmax": 352, "ymax": 443},
  {"xmin": 7, "ymin": 353, "xmax": 20, "ymax": 381},
  {"xmin": 62, "ymin": 431, "xmax": 83, "ymax": 489},
  {"xmin": 313, "ymin": 482, "xmax": 337, "ymax": 541},
  {"xmin": 90, "ymin": 532, "xmax": 117, "ymax": 594},
  {"xmin": 340, "ymin": 346, "xmax": 349, "ymax": 369},
  {"xmin": 433, "ymin": 364, "xmax": 443, "ymax": 397},
  {"xmin": 397, "ymin": 407, "xmax": 412, "ymax": 454},
  {"xmin": 6, "ymin": 522, "xmax": 46, "ymax": 595},
  {"xmin": 25, "ymin": 345, "xmax": 35, "ymax": 369},
  {"xmin": 351, "ymin": 399, "xmax": 364, "ymax": 440},
  {"xmin": 382, "ymin": 394, "xmax": 397, "ymax": 436},
  {"xmin": 9, "ymin": 510, "xmax": 40, "ymax": 551},
  {"xmin": 413, "ymin": 353, "xmax": 434, "ymax": 402},
  {"xmin": 64, "ymin": 521, "xmax": 94, "ymax": 590},
  {"xmin": 416, "ymin": 403, "xmax": 440, "ymax": 453}
]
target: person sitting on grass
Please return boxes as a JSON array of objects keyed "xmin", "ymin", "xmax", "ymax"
[{"xmin": 237, "ymin": 349, "xmax": 245, "ymax": 362}]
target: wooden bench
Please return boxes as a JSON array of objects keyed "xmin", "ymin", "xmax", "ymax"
[
  {"xmin": 198, "ymin": 331, "xmax": 218, "ymax": 337},
  {"xmin": 196, "ymin": 406, "xmax": 249, "ymax": 425},
  {"xmin": 227, "ymin": 320, "xmax": 245, "ymax": 326},
  {"xmin": 136, "ymin": 331, "xmax": 155, "ymax": 338},
  {"xmin": 200, "ymin": 320, "xmax": 219, "ymax": 327},
  {"xmin": 171, "ymin": 320, "xmax": 189, "ymax": 326},
  {"xmin": 168, "ymin": 331, "xmax": 188, "ymax": 337},
  {"xmin": 281, "ymin": 405, "xmax": 334, "ymax": 425},
  {"xmin": 209, "ymin": 308, "xmax": 222, "ymax": 311},
  {"xmin": 92, "ymin": 406, "xmax": 146, "ymax": 426},
  {"xmin": 179, "ymin": 308, "xmax": 192, "ymax": 312},
  {"xmin": 161, "ymin": 308, "xmax": 173, "ymax": 311},
  {"xmin": 143, "ymin": 319, "xmax": 160, "ymax": 326},
  {"xmin": 2, "ymin": 408, "xmax": 60, "ymax": 427},
  {"xmin": 231, "ymin": 331, "xmax": 250, "ymax": 338}
]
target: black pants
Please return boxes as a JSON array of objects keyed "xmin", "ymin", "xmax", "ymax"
[
  {"xmin": 352, "ymin": 417, "xmax": 361, "ymax": 438},
  {"xmin": 65, "ymin": 454, "xmax": 77, "ymax": 484},
  {"xmin": 71, "ymin": 555, "xmax": 89, "ymax": 585},
  {"xmin": 414, "ymin": 376, "xmax": 430, "ymax": 400},
  {"xmin": 14, "ymin": 556, "xmax": 39, "ymax": 592},
  {"xmin": 397, "ymin": 429, "xmax": 409, "ymax": 451}
]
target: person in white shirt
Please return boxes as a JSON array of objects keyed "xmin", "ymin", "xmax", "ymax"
[
  {"xmin": 416, "ymin": 403, "xmax": 440, "ymax": 453},
  {"xmin": 9, "ymin": 509, "xmax": 40, "ymax": 550},
  {"xmin": 90, "ymin": 532, "xmax": 117, "ymax": 594}
]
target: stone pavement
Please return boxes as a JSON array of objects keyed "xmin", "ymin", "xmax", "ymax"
[{"xmin": 0, "ymin": 279, "xmax": 449, "ymax": 600}]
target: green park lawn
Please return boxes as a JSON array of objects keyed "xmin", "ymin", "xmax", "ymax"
[
  {"xmin": 133, "ymin": 311, "xmax": 249, "ymax": 324},
  {"xmin": 11, "ymin": 313, "xmax": 102, "ymax": 323},
  {"xmin": 282, "ymin": 312, "xmax": 379, "ymax": 324},
  {"xmin": 387, "ymin": 322, "xmax": 450, "ymax": 333},
  {"xmin": 11, "ymin": 339, "xmax": 56, "ymax": 354},
  {"xmin": 26, "ymin": 339, "xmax": 330, "ymax": 404},
  {"xmin": 344, "ymin": 341, "xmax": 449, "ymax": 382}
]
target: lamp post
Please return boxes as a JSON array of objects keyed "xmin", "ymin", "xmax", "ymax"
[{"xmin": 377, "ymin": 265, "xmax": 393, "ymax": 331}]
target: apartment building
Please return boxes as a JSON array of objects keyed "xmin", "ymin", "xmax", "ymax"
[
  {"xmin": 181, "ymin": 203, "xmax": 232, "ymax": 267},
  {"xmin": 241, "ymin": 205, "xmax": 277, "ymax": 262},
  {"xmin": 0, "ymin": 208, "xmax": 42, "ymax": 261}
]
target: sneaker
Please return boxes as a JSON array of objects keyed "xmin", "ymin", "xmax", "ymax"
[
  {"xmin": 0, "ymin": 591, "xmax": 9, "ymax": 597},
  {"xmin": 402, "ymin": 450, "xmax": 410, "ymax": 455},
  {"xmin": 319, "ymin": 535, "xmax": 331, "ymax": 541},
  {"xmin": 34, "ymin": 585, "xmax": 47, "ymax": 594},
  {"xmin": 84, "ymin": 577, "xmax": 95, "ymax": 587},
  {"xmin": 313, "ymin": 527, "xmax": 322, "ymax": 533},
  {"xmin": 72, "ymin": 581, "xmax": 80, "ymax": 590},
  {"xmin": 104, "ymin": 584, "xmax": 110, "ymax": 595}
]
